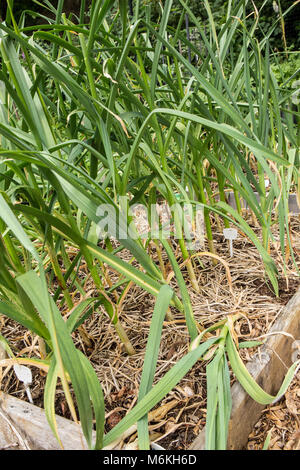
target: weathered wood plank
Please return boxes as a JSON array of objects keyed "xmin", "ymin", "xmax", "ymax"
[
  {"xmin": 0, "ymin": 392, "xmax": 90, "ymax": 450},
  {"xmin": 226, "ymin": 192, "xmax": 300, "ymax": 214}
]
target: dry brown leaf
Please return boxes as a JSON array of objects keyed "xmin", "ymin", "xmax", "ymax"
[
  {"xmin": 285, "ymin": 391, "xmax": 300, "ymax": 415},
  {"xmin": 202, "ymin": 344, "xmax": 219, "ymax": 361},
  {"xmin": 269, "ymin": 434, "xmax": 281, "ymax": 450},
  {"xmin": 107, "ymin": 411, "xmax": 122, "ymax": 429},
  {"xmin": 284, "ymin": 430, "xmax": 300, "ymax": 450},
  {"xmin": 150, "ymin": 399, "xmax": 179, "ymax": 422}
]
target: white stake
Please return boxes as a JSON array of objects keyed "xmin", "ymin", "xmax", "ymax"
[
  {"xmin": 223, "ymin": 228, "xmax": 238, "ymax": 258},
  {"xmin": 13, "ymin": 364, "xmax": 33, "ymax": 404}
]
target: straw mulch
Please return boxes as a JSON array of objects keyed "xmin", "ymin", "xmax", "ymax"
[{"xmin": 0, "ymin": 215, "xmax": 299, "ymax": 450}]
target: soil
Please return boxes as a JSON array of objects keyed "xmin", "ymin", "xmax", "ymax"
[{"xmin": 0, "ymin": 215, "xmax": 299, "ymax": 450}]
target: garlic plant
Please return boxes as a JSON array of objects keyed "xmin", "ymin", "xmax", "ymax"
[{"xmin": 0, "ymin": 0, "xmax": 298, "ymax": 450}]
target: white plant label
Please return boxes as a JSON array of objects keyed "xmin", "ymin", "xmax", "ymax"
[
  {"xmin": 13, "ymin": 364, "xmax": 33, "ymax": 404},
  {"xmin": 223, "ymin": 228, "xmax": 238, "ymax": 257},
  {"xmin": 151, "ymin": 442, "xmax": 166, "ymax": 450}
]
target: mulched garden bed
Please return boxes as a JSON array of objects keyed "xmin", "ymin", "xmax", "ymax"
[{"xmin": 0, "ymin": 215, "xmax": 299, "ymax": 450}]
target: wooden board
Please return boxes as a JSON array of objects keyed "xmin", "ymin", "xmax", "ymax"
[
  {"xmin": 226, "ymin": 192, "xmax": 300, "ymax": 214},
  {"xmin": 0, "ymin": 392, "xmax": 90, "ymax": 450}
]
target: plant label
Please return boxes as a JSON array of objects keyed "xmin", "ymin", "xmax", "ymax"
[
  {"xmin": 223, "ymin": 228, "xmax": 238, "ymax": 257},
  {"xmin": 13, "ymin": 364, "xmax": 33, "ymax": 404},
  {"xmin": 13, "ymin": 364, "xmax": 32, "ymax": 385}
]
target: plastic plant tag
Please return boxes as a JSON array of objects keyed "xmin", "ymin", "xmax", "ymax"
[
  {"xmin": 13, "ymin": 364, "xmax": 33, "ymax": 403},
  {"xmin": 13, "ymin": 363, "xmax": 32, "ymax": 383},
  {"xmin": 151, "ymin": 442, "xmax": 166, "ymax": 450},
  {"xmin": 223, "ymin": 228, "xmax": 238, "ymax": 257}
]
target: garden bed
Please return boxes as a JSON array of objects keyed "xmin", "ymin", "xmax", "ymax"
[
  {"xmin": 1, "ymin": 217, "xmax": 299, "ymax": 450},
  {"xmin": 0, "ymin": 282, "xmax": 299, "ymax": 451},
  {"xmin": 0, "ymin": 0, "xmax": 299, "ymax": 452}
]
